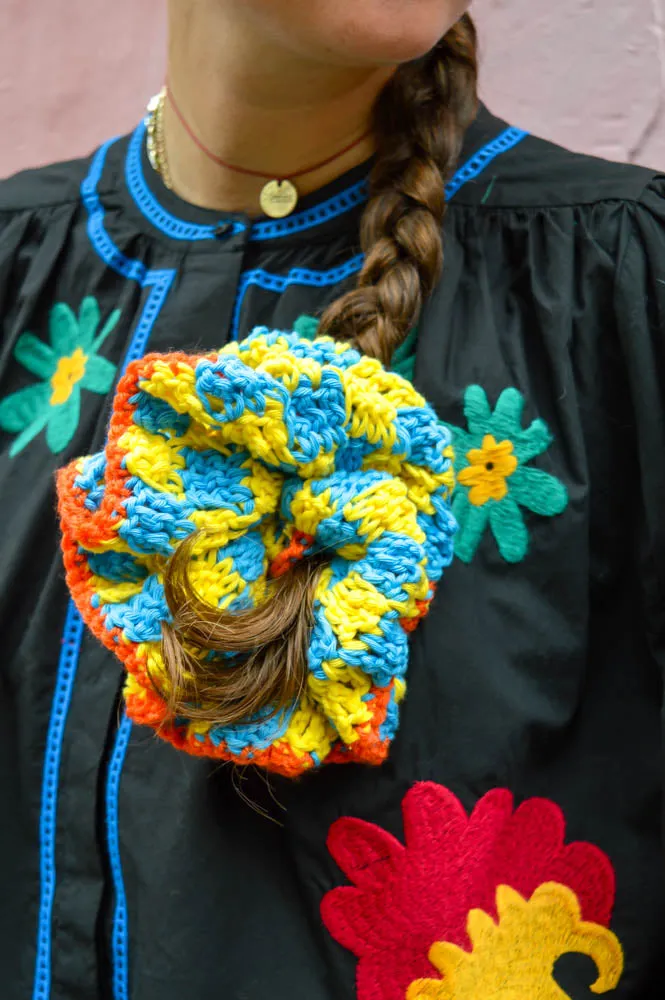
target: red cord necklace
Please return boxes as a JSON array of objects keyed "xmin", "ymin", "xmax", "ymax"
[{"xmin": 163, "ymin": 83, "xmax": 372, "ymax": 219}]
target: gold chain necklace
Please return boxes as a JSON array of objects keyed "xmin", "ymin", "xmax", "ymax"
[
  {"xmin": 146, "ymin": 88, "xmax": 173, "ymax": 191},
  {"xmin": 145, "ymin": 87, "xmax": 370, "ymax": 219}
]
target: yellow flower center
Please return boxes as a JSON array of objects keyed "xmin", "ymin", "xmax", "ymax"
[
  {"xmin": 457, "ymin": 434, "xmax": 518, "ymax": 506},
  {"xmin": 50, "ymin": 347, "xmax": 88, "ymax": 405},
  {"xmin": 407, "ymin": 883, "xmax": 624, "ymax": 1000}
]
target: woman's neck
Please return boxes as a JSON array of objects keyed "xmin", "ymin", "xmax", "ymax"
[{"xmin": 164, "ymin": 0, "xmax": 392, "ymax": 215}]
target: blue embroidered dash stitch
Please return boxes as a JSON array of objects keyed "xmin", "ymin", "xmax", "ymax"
[
  {"xmin": 444, "ymin": 126, "xmax": 528, "ymax": 200},
  {"xmin": 249, "ymin": 179, "xmax": 368, "ymax": 241},
  {"xmin": 33, "ymin": 136, "xmax": 177, "ymax": 1000},
  {"xmin": 125, "ymin": 120, "xmax": 246, "ymax": 243},
  {"xmin": 231, "ymin": 255, "xmax": 365, "ymax": 340},
  {"xmin": 32, "ymin": 602, "xmax": 85, "ymax": 1000},
  {"xmin": 231, "ymin": 127, "xmax": 529, "ymax": 340},
  {"xmin": 127, "ymin": 121, "xmax": 528, "ymax": 246},
  {"xmin": 106, "ymin": 710, "xmax": 133, "ymax": 1000},
  {"xmin": 125, "ymin": 117, "xmax": 368, "ymax": 244}
]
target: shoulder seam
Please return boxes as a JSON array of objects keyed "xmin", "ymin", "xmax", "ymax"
[
  {"xmin": 447, "ymin": 187, "xmax": 658, "ymax": 212},
  {"xmin": 0, "ymin": 179, "xmax": 117, "ymax": 215},
  {"xmin": 0, "ymin": 157, "xmax": 113, "ymax": 215},
  {"xmin": 0, "ymin": 195, "xmax": 81, "ymax": 214}
]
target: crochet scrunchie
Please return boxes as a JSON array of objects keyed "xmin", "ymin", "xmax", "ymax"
[{"xmin": 56, "ymin": 329, "xmax": 456, "ymax": 777}]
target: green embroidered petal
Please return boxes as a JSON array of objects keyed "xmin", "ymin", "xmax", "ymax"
[
  {"xmin": 49, "ymin": 302, "xmax": 80, "ymax": 358},
  {"xmin": 0, "ymin": 382, "xmax": 51, "ymax": 433},
  {"xmin": 447, "ymin": 426, "xmax": 476, "ymax": 469},
  {"xmin": 512, "ymin": 418, "xmax": 553, "ymax": 465},
  {"xmin": 46, "ymin": 387, "xmax": 81, "ymax": 454},
  {"xmin": 509, "ymin": 465, "xmax": 568, "ymax": 517},
  {"xmin": 489, "ymin": 497, "xmax": 528, "ymax": 563},
  {"xmin": 91, "ymin": 307, "xmax": 122, "ymax": 354},
  {"xmin": 489, "ymin": 387, "xmax": 525, "ymax": 440},
  {"xmin": 452, "ymin": 490, "xmax": 490, "ymax": 563},
  {"xmin": 81, "ymin": 354, "xmax": 117, "ymax": 395},
  {"xmin": 13, "ymin": 334, "xmax": 57, "ymax": 380},
  {"xmin": 8, "ymin": 410, "xmax": 51, "ymax": 457},
  {"xmin": 77, "ymin": 296, "xmax": 101, "ymax": 352},
  {"xmin": 463, "ymin": 385, "xmax": 493, "ymax": 436}
]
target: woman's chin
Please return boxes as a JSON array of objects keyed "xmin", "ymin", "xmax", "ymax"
[{"xmin": 245, "ymin": 0, "xmax": 471, "ymax": 69}]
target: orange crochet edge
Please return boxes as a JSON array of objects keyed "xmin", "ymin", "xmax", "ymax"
[{"xmin": 56, "ymin": 352, "xmax": 202, "ymax": 551}]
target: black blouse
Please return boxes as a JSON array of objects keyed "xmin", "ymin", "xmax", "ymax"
[{"xmin": 0, "ymin": 105, "xmax": 664, "ymax": 1000}]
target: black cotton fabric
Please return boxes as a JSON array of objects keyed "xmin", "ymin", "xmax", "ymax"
[{"xmin": 0, "ymin": 105, "xmax": 664, "ymax": 1000}]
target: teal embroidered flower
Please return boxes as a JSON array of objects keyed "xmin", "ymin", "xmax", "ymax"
[
  {"xmin": 0, "ymin": 297, "xmax": 120, "ymax": 457},
  {"xmin": 446, "ymin": 386, "xmax": 568, "ymax": 563}
]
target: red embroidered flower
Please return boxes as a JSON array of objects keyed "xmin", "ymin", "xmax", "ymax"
[{"xmin": 321, "ymin": 782, "xmax": 617, "ymax": 1000}]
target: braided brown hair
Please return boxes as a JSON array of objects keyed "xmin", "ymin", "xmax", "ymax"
[
  {"xmin": 160, "ymin": 14, "xmax": 479, "ymax": 727},
  {"xmin": 319, "ymin": 13, "xmax": 478, "ymax": 364}
]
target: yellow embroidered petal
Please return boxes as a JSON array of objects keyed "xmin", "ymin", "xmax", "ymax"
[
  {"xmin": 407, "ymin": 882, "xmax": 624, "ymax": 1000},
  {"xmin": 458, "ymin": 434, "xmax": 518, "ymax": 507},
  {"xmin": 50, "ymin": 347, "xmax": 88, "ymax": 405}
]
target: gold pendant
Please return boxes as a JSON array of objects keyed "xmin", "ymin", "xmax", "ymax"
[{"xmin": 260, "ymin": 179, "xmax": 299, "ymax": 219}]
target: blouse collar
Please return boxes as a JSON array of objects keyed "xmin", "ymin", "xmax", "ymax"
[{"xmin": 112, "ymin": 103, "xmax": 525, "ymax": 248}]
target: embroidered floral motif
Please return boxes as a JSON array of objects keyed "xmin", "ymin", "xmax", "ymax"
[
  {"xmin": 0, "ymin": 297, "xmax": 120, "ymax": 457},
  {"xmin": 446, "ymin": 386, "xmax": 568, "ymax": 563},
  {"xmin": 321, "ymin": 782, "xmax": 623, "ymax": 1000}
]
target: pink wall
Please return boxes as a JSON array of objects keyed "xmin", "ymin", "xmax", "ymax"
[{"xmin": 0, "ymin": 0, "xmax": 663, "ymax": 179}]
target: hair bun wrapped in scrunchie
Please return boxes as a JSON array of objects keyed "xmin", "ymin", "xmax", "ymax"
[{"xmin": 56, "ymin": 329, "xmax": 456, "ymax": 777}]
